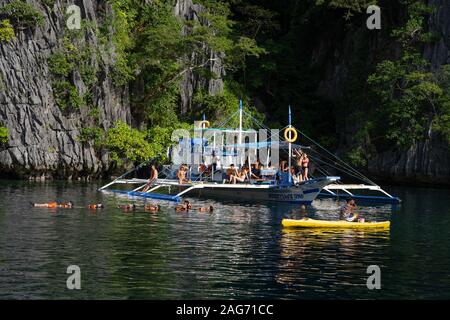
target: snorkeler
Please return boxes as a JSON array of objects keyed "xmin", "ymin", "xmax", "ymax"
[
  {"xmin": 198, "ymin": 206, "xmax": 214, "ymax": 213},
  {"xmin": 175, "ymin": 200, "xmax": 192, "ymax": 212},
  {"xmin": 144, "ymin": 204, "xmax": 161, "ymax": 213},
  {"xmin": 87, "ymin": 204, "xmax": 104, "ymax": 209},
  {"xmin": 32, "ymin": 201, "xmax": 74, "ymax": 208},
  {"xmin": 117, "ymin": 204, "xmax": 137, "ymax": 212}
]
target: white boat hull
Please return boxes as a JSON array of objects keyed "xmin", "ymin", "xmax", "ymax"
[{"xmin": 192, "ymin": 177, "xmax": 338, "ymax": 204}]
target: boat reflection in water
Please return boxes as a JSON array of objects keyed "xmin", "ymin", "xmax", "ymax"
[{"xmin": 276, "ymin": 225, "xmax": 390, "ymax": 298}]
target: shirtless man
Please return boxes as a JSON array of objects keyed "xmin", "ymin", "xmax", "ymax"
[{"xmin": 142, "ymin": 164, "xmax": 158, "ymax": 192}]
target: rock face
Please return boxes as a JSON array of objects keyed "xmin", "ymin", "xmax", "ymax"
[
  {"xmin": 313, "ymin": 1, "xmax": 450, "ymax": 185},
  {"xmin": 369, "ymin": 0, "xmax": 450, "ymax": 185},
  {"xmin": 174, "ymin": 0, "xmax": 225, "ymax": 114},
  {"xmin": 0, "ymin": 0, "xmax": 130, "ymax": 179}
]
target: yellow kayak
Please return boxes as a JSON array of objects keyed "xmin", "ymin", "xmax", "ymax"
[{"xmin": 282, "ymin": 218, "xmax": 390, "ymax": 229}]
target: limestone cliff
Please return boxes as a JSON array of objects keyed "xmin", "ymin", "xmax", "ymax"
[
  {"xmin": 0, "ymin": 0, "xmax": 130, "ymax": 179},
  {"xmin": 174, "ymin": 0, "xmax": 224, "ymax": 114}
]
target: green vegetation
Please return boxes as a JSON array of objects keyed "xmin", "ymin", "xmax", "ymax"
[
  {"xmin": 40, "ymin": 0, "xmax": 450, "ymax": 168},
  {"xmin": 48, "ymin": 22, "xmax": 99, "ymax": 111},
  {"xmin": 104, "ymin": 121, "xmax": 155, "ymax": 164},
  {"xmin": 104, "ymin": 0, "xmax": 264, "ymax": 125},
  {"xmin": 42, "ymin": 0, "xmax": 56, "ymax": 7},
  {"xmin": 368, "ymin": 0, "xmax": 450, "ymax": 147},
  {"xmin": 0, "ymin": 0, "xmax": 44, "ymax": 29},
  {"xmin": 0, "ymin": 19, "xmax": 15, "ymax": 42},
  {"xmin": 78, "ymin": 127, "xmax": 104, "ymax": 149},
  {"xmin": 0, "ymin": 126, "xmax": 8, "ymax": 144}
]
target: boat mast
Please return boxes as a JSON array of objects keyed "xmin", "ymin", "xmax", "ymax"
[
  {"xmin": 239, "ymin": 100, "xmax": 243, "ymax": 166},
  {"xmin": 288, "ymin": 105, "xmax": 292, "ymax": 184},
  {"xmin": 202, "ymin": 113, "xmax": 206, "ymax": 166}
]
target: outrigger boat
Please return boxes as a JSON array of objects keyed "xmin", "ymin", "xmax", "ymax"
[{"xmin": 99, "ymin": 101, "xmax": 400, "ymax": 204}]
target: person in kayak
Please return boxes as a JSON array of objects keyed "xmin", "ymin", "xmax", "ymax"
[
  {"xmin": 32, "ymin": 201, "xmax": 73, "ymax": 208},
  {"xmin": 339, "ymin": 198, "xmax": 359, "ymax": 221},
  {"xmin": 142, "ymin": 164, "xmax": 159, "ymax": 192}
]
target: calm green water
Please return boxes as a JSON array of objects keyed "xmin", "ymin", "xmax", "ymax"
[{"xmin": 0, "ymin": 180, "xmax": 449, "ymax": 299}]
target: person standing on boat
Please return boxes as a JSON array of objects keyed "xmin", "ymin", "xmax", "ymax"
[
  {"xmin": 293, "ymin": 149, "xmax": 304, "ymax": 179},
  {"xmin": 211, "ymin": 150, "xmax": 221, "ymax": 172},
  {"xmin": 142, "ymin": 164, "xmax": 158, "ymax": 192},
  {"xmin": 301, "ymin": 153, "xmax": 310, "ymax": 180}
]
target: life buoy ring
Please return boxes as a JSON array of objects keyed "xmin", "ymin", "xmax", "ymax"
[
  {"xmin": 199, "ymin": 120, "xmax": 210, "ymax": 128},
  {"xmin": 284, "ymin": 127, "xmax": 298, "ymax": 143}
]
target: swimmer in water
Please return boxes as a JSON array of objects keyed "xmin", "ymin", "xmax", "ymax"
[
  {"xmin": 175, "ymin": 200, "xmax": 192, "ymax": 212},
  {"xmin": 117, "ymin": 204, "xmax": 136, "ymax": 212},
  {"xmin": 198, "ymin": 206, "xmax": 214, "ymax": 213},
  {"xmin": 144, "ymin": 204, "xmax": 160, "ymax": 213},
  {"xmin": 32, "ymin": 201, "xmax": 74, "ymax": 208},
  {"xmin": 88, "ymin": 204, "xmax": 104, "ymax": 209}
]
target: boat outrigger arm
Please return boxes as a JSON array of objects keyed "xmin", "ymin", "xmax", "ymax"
[{"xmin": 320, "ymin": 184, "xmax": 401, "ymax": 203}]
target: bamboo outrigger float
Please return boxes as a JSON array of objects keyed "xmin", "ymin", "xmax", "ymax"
[{"xmin": 99, "ymin": 101, "xmax": 400, "ymax": 204}]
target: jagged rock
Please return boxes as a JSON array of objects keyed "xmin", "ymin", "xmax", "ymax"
[
  {"xmin": 0, "ymin": 0, "xmax": 130, "ymax": 179},
  {"xmin": 174, "ymin": 0, "xmax": 225, "ymax": 114}
]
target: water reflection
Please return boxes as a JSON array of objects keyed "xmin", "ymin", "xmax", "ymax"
[
  {"xmin": 276, "ymin": 227, "xmax": 390, "ymax": 298},
  {"xmin": 1, "ymin": 181, "xmax": 450, "ymax": 299}
]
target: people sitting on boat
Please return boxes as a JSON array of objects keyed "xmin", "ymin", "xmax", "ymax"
[
  {"xmin": 118, "ymin": 204, "xmax": 136, "ymax": 211},
  {"xmin": 339, "ymin": 199, "xmax": 359, "ymax": 221},
  {"xmin": 280, "ymin": 160, "xmax": 289, "ymax": 172},
  {"xmin": 199, "ymin": 163, "xmax": 212, "ymax": 176},
  {"xmin": 290, "ymin": 166, "xmax": 301, "ymax": 184},
  {"xmin": 142, "ymin": 164, "xmax": 159, "ymax": 192},
  {"xmin": 32, "ymin": 201, "xmax": 73, "ymax": 208},
  {"xmin": 301, "ymin": 153, "xmax": 310, "ymax": 180},
  {"xmin": 177, "ymin": 165, "xmax": 190, "ymax": 184},
  {"xmin": 198, "ymin": 206, "xmax": 214, "ymax": 213},
  {"xmin": 88, "ymin": 204, "xmax": 104, "ymax": 209},
  {"xmin": 230, "ymin": 167, "xmax": 249, "ymax": 184},
  {"xmin": 250, "ymin": 164, "xmax": 261, "ymax": 179},
  {"xmin": 224, "ymin": 164, "xmax": 238, "ymax": 183},
  {"xmin": 145, "ymin": 204, "xmax": 160, "ymax": 213}
]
